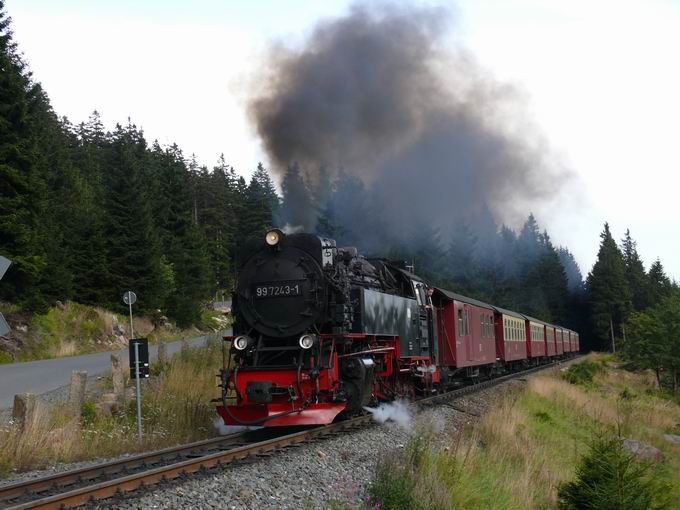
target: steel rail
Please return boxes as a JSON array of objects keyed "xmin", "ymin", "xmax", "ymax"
[
  {"xmin": 0, "ymin": 432, "xmax": 250, "ymax": 507},
  {"xmin": 1, "ymin": 356, "xmax": 580, "ymax": 510}
]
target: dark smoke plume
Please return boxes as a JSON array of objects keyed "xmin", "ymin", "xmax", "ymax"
[{"xmin": 248, "ymin": 2, "xmax": 570, "ymax": 237}]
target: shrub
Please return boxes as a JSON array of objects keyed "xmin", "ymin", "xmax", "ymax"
[
  {"xmin": 563, "ymin": 360, "xmax": 603, "ymax": 386},
  {"xmin": 533, "ymin": 410, "xmax": 553, "ymax": 424},
  {"xmin": 557, "ymin": 434, "xmax": 671, "ymax": 510},
  {"xmin": 81, "ymin": 400, "xmax": 97, "ymax": 427}
]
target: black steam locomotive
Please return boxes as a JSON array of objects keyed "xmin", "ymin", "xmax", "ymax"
[{"xmin": 217, "ymin": 229, "xmax": 437, "ymax": 426}]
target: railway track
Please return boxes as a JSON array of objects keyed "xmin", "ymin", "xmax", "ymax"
[{"xmin": 0, "ymin": 357, "xmax": 579, "ymax": 510}]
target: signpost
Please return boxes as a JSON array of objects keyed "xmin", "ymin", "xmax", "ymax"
[
  {"xmin": 128, "ymin": 337, "xmax": 149, "ymax": 442},
  {"xmin": 123, "ymin": 290, "xmax": 145, "ymax": 442},
  {"xmin": 0, "ymin": 257, "xmax": 11, "ymax": 336},
  {"xmin": 123, "ymin": 290, "xmax": 137, "ymax": 340}
]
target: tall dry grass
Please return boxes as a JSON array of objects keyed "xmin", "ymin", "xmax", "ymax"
[
  {"xmin": 0, "ymin": 334, "xmax": 224, "ymax": 476},
  {"xmin": 368, "ymin": 354, "xmax": 680, "ymax": 509}
]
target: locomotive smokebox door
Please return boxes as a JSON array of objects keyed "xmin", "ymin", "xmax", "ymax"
[{"xmin": 236, "ymin": 234, "xmax": 328, "ymax": 338}]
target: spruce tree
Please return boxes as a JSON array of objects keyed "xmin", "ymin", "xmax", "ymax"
[
  {"xmin": 558, "ymin": 247, "xmax": 584, "ymax": 295},
  {"xmin": 446, "ymin": 221, "xmax": 480, "ymax": 295},
  {"xmin": 279, "ymin": 162, "xmax": 314, "ymax": 229},
  {"xmin": 586, "ymin": 223, "xmax": 630, "ymax": 351},
  {"xmin": 103, "ymin": 123, "xmax": 169, "ymax": 313},
  {"xmin": 0, "ymin": 2, "xmax": 47, "ymax": 308},
  {"xmin": 621, "ymin": 229, "xmax": 650, "ymax": 311},
  {"xmin": 558, "ymin": 434, "xmax": 671, "ymax": 509},
  {"xmin": 648, "ymin": 259, "xmax": 672, "ymax": 307},
  {"xmin": 242, "ymin": 162, "xmax": 279, "ymax": 236},
  {"xmin": 159, "ymin": 145, "xmax": 211, "ymax": 325}
]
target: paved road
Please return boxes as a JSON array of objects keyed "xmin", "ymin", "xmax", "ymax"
[{"xmin": 0, "ymin": 332, "xmax": 230, "ymax": 409}]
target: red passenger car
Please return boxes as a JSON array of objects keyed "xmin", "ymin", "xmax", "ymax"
[
  {"xmin": 545, "ymin": 325, "xmax": 556, "ymax": 356},
  {"xmin": 434, "ymin": 290, "xmax": 496, "ymax": 369},
  {"xmin": 523, "ymin": 316, "xmax": 547, "ymax": 358},
  {"xmin": 564, "ymin": 329, "xmax": 575, "ymax": 352},
  {"xmin": 494, "ymin": 307, "xmax": 528, "ymax": 363},
  {"xmin": 554, "ymin": 327, "xmax": 564, "ymax": 355}
]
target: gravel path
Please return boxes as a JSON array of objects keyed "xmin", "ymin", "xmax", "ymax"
[{"xmin": 86, "ymin": 379, "xmax": 529, "ymax": 510}]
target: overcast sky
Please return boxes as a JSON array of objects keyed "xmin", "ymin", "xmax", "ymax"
[{"xmin": 9, "ymin": 0, "xmax": 680, "ymax": 280}]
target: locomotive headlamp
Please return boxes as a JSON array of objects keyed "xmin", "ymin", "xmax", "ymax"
[
  {"xmin": 265, "ymin": 229, "xmax": 282, "ymax": 246},
  {"xmin": 233, "ymin": 335, "xmax": 251, "ymax": 351},
  {"xmin": 299, "ymin": 334, "xmax": 316, "ymax": 350}
]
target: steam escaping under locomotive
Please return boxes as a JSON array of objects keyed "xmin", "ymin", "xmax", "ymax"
[{"xmin": 216, "ymin": 229, "xmax": 579, "ymax": 427}]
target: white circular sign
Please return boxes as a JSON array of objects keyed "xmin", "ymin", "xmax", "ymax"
[{"xmin": 123, "ymin": 291, "xmax": 137, "ymax": 305}]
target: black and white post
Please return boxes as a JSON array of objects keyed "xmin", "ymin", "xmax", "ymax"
[
  {"xmin": 123, "ymin": 291, "xmax": 143, "ymax": 441},
  {"xmin": 0, "ymin": 256, "xmax": 11, "ymax": 337}
]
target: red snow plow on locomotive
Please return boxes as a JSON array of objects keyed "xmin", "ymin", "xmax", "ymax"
[{"xmin": 215, "ymin": 229, "xmax": 578, "ymax": 427}]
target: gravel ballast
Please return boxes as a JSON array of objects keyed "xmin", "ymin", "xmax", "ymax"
[{"xmin": 87, "ymin": 379, "xmax": 529, "ymax": 510}]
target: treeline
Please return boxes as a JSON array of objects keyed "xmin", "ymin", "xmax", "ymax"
[
  {"xmin": 0, "ymin": 3, "xmax": 279, "ymax": 325},
  {"xmin": 585, "ymin": 224, "xmax": 680, "ymax": 388}
]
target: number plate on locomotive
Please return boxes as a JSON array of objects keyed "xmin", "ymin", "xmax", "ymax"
[{"xmin": 253, "ymin": 282, "xmax": 302, "ymax": 298}]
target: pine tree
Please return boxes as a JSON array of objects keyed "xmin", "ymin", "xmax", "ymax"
[
  {"xmin": 195, "ymin": 155, "xmax": 237, "ymax": 293},
  {"xmin": 586, "ymin": 223, "xmax": 630, "ymax": 351},
  {"xmin": 516, "ymin": 213, "xmax": 543, "ymax": 277},
  {"xmin": 558, "ymin": 247, "xmax": 584, "ymax": 295},
  {"xmin": 621, "ymin": 229, "xmax": 650, "ymax": 311},
  {"xmin": 69, "ymin": 113, "xmax": 110, "ymax": 304},
  {"xmin": 279, "ymin": 162, "xmax": 314, "ymax": 229},
  {"xmin": 532, "ymin": 232, "xmax": 569, "ymax": 323},
  {"xmin": 103, "ymin": 123, "xmax": 170, "ymax": 313},
  {"xmin": 242, "ymin": 162, "xmax": 279, "ymax": 235},
  {"xmin": 446, "ymin": 221, "xmax": 480, "ymax": 296},
  {"xmin": 150, "ymin": 144, "xmax": 211, "ymax": 326},
  {"xmin": 31, "ymin": 105, "xmax": 77, "ymax": 303},
  {"xmin": 0, "ymin": 2, "xmax": 47, "ymax": 308},
  {"xmin": 648, "ymin": 259, "xmax": 672, "ymax": 307},
  {"xmin": 558, "ymin": 434, "xmax": 671, "ymax": 509}
]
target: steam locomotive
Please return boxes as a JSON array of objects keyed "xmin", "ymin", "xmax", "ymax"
[{"xmin": 216, "ymin": 229, "xmax": 578, "ymax": 427}]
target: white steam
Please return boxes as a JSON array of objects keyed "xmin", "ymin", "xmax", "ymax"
[
  {"xmin": 363, "ymin": 400, "xmax": 412, "ymax": 429},
  {"xmin": 213, "ymin": 417, "xmax": 261, "ymax": 436},
  {"xmin": 282, "ymin": 223, "xmax": 305, "ymax": 234}
]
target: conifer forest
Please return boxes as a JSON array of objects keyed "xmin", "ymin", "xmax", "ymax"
[{"xmin": 0, "ymin": 1, "xmax": 677, "ymax": 357}]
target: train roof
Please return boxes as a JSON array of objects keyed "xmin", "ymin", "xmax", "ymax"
[
  {"xmin": 434, "ymin": 288, "xmax": 575, "ymax": 329},
  {"xmin": 433, "ymin": 288, "xmax": 495, "ymax": 310},
  {"xmin": 491, "ymin": 306, "xmax": 525, "ymax": 320},
  {"xmin": 521, "ymin": 314, "xmax": 550, "ymax": 326}
]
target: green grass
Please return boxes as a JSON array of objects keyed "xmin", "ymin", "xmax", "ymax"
[{"xmin": 24, "ymin": 302, "xmax": 108, "ymax": 359}]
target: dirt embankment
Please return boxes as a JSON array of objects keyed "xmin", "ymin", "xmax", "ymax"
[{"xmin": 0, "ymin": 301, "xmax": 185, "ymax": 363}]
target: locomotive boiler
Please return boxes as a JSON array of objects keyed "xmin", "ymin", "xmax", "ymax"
[{"xmin": 216, "ymin": 229, "xmax": 439, "ymax": 427}]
